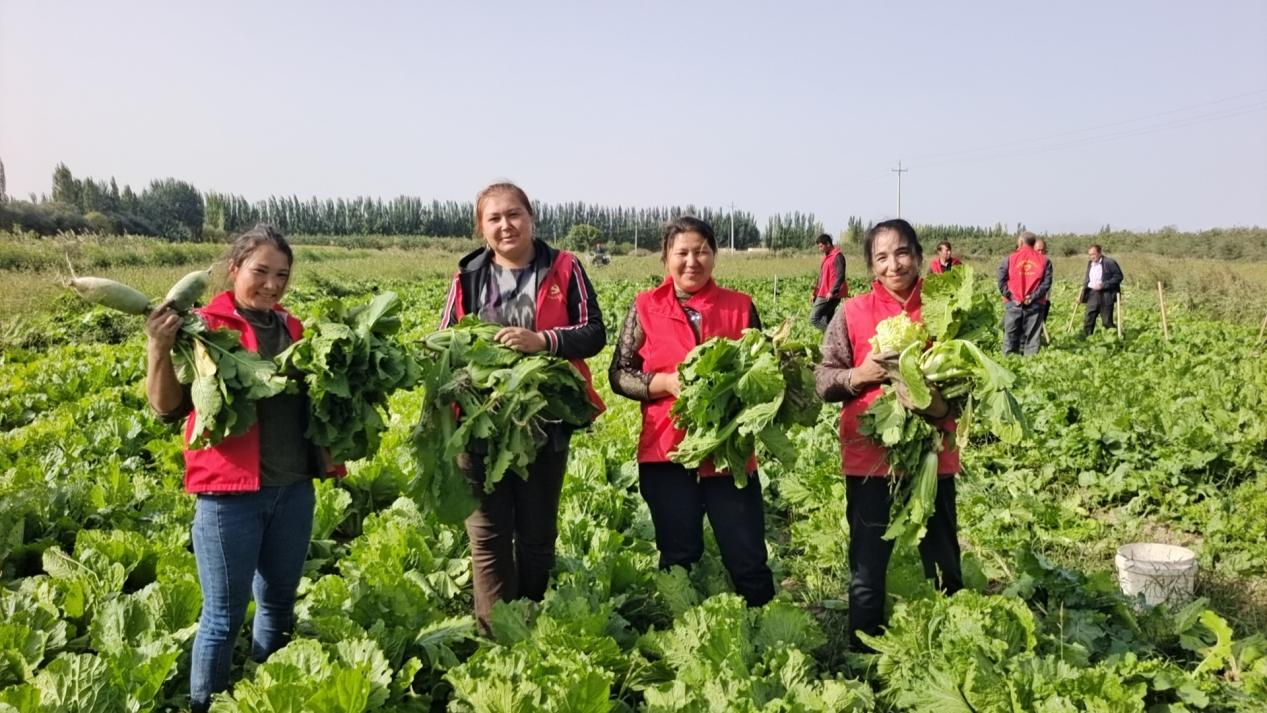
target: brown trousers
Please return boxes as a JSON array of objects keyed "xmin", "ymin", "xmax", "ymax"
[{"xmin": 460, "ymin": 446, "xmax": 570, "ymax": 631}]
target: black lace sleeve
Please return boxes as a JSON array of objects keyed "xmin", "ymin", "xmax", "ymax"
[{"xmin": 608, "ymin": 302, "xmax": 654, "ymax": 402}]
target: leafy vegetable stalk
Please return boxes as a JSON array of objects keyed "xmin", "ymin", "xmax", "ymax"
[
  {"xmin": 858, "ymin": 265, "xmax": 1027, "ymax": 548},
  {"xmin": 277, "ymin": 292, "xmax": 421, "ymax": 463},
  {"xmin": 669, "ymin": 320, "xmax": 822, "ymax": 486},
  {"xmin": 64, "ymin": 267, "xmax": 287, "ymax": 448},
  {"xmin": 411, "ymin": 317, "xmax": 599, "ymax": 523}
]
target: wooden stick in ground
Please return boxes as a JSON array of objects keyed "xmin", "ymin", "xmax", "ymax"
[
  {"xmin": 1116, "ymin": 293, "xmax": 1124, "ymax": 338},
  {"xmin": 1157, "ymin": 281, "xmax": 1169, "ymax": 341},
  {"xmin": 1258, "ymin": 311, "xmax": 1267, "ymax": 343},
  {"xmin": 1066, "ymin": 296, "xmax": 1080, "ymax": 334}
]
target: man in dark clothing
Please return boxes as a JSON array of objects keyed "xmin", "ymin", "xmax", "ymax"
[
  {"xmin": 811, "ymin": 234, "xmax": 847, "ymax": 330},
  {"xmin": 1034, "ymin": 239, "xmax": 1054, "ymax": 334},
  {"xmin": 1079, "ymin": 244, "xmax": 1124, "ymax": 335},
  {"xmin": 997, "ymin": 232, "xmax": 1052, "ymax": 355}
]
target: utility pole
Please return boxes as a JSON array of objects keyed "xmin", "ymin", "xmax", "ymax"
[
  {"xmin": 729, "ymin": 202, "xmax": 735, "ymax": 250},
  {"xmin": 890, "ymin": 161, "xmax": 908, "ymax": 218}
]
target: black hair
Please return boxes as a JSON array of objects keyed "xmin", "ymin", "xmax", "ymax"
[
  {"xmin": 226, "ymin": 223, "xmax": 293, "ymax": 269},
  {"xmin": 816, "ymin": 233, "xmax": 833, "ymax": 246},
  {"xmin": 862, "ymin": 218, "xmax": 922, "ymax": 268},
  {"xmin": 660, "ymin": 216, "xmax": 717, "ymax": 262}
]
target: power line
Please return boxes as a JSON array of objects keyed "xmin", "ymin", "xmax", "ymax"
[
  {"xmin": 904, "ymin": 88, "xmax": 1267, "ymax": 167},
  {"xmin": 913, "ymin": 101, "xmax": 1267, "ymax": 170}
]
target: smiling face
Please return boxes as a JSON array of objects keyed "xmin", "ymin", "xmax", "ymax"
[
  {"xmin": 230, "ymin": 244, "xmax": 291, "ymax": 311},
  {"xmin": 479, "ymin": 190, "xmax": 535, "ymax": 267},
  {"xmin": 870, "ymin": 228, "xmax": 921, "ymax": 300},
  {"xmin": 937, "ymin": 243, "xmax": 952, "ymax": 261},
  {"xmin": 665, "ymin": 230, "xmax": 715, "ymax": 294}
]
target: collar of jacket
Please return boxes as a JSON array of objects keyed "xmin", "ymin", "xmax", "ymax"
[
  {"xmin": 866, "ymin": 278, "xmax": 923, "ymax": 313},
  {"xmin": 457, "ymin": 238, "xmax": 559, "ymax": 284},
  {"xmin": 201, "ymin": 290, "xmax": 294, "ymax": 325},
  {"xmin": 649, "ymin": 275, "xmax": 724, "ymax": 314}
]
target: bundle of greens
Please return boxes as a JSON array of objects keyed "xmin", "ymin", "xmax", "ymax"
[
  {"xmin": 669, "ymin": 320, "xmax": 822, "ymax": 486},
  {"xmin": 172, "ymin": 316, "xmax": 289, "ymax": 448},
  {"xmin": 858, "ymin": 264, "xmax": 1027, "ymax": 548},
  {"xmin": 411, "ymin": 317, "xmax": 599, "ymax": 523},
  {"xmin": 64, "ymin": 267, "xmax": 287, "ymax": 448},
  {"xmin": 278, "ymin": 292, "xmax": 421, "ymax": 463}
]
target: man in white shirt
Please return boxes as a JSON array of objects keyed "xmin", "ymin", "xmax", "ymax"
[{"xmin": 1079, "ymin": 244, "xmax": 1124, "ymax": 335}]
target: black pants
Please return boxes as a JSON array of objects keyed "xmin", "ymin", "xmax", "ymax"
[
  {"xmin": 1083, "ymin": 290, "xmax": 1116, "ymax": 335},
  {"xmin": 461, "ymin": 447, "xmax": 569, "ymax": 631},
  {"xmin": 845, "ymin": 475, "xmax": 962, "ymax": 650},
  {"xmin": 810, "ymin": 298, "xmax": 841, "ymax": 331},
  {"xmin": 638, "ymin": 462, "xmax": 775, "ymax": 606}
]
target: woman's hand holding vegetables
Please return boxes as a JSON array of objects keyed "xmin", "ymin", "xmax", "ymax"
[
  {"xmin": 495, "ymin": 326, "xmax": 547, "ymax": 354},
  {"xmin": 651, "ymin": 372, "xmax": 681, "ymax": 398},
  {"xmin": 848, "ymin": 351, "xmax": 891, "ymax": 391},
  {"xmin": 143, "ymin": 299, "xmax": 185, "ymax": 414},
  {"xmin": 144, "ymin": 300, "xmax": 182, "ymax": 354},
  {"xmin": 896, "ymin": 381, "xmax": 951, "ymax": 420}
]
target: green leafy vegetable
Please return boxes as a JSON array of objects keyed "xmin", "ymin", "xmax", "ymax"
[
  {"xmin": 64, "ymin": 270, "xmax": 287, "ymax": 448},
  {"xmin": 868, "ymin": 311, "xmax": 928, "ymax": 354},
  {"xmin": 669, "ymin": 320, "xmax": 822, "ymax": 486},
  {"xmin": 859, "ymin": 265, "xmax": 1028, "ymax": 548},
  {"xmin": 278, "ymin": 292, "xmax": 421, "ymax": 463},
  {"xmin": 171, "ymin": 315, "xmax": 289, "ymax": 448},
  {"xmin": 410, "ymin": 317, "xmax": 599, "ymax": 523}
]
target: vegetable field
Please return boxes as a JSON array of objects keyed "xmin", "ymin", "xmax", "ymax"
[{"xmin": 1, "ymin": 251, "xmax": 1266, "ymax": 711}]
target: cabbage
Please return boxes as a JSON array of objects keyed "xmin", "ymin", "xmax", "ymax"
[{"xmin": 868, "ymin": 312, "xmax": 928, "ymax": 354}]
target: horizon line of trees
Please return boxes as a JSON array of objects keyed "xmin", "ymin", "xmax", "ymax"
[{"xmin": 2, "ymin": 162, "xmax": 1263, "ymax": 254}]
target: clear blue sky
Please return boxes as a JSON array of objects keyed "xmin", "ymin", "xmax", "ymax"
[{"xmin": 2, "ymin": 0, "xmax": 1265, "ymax": 233}]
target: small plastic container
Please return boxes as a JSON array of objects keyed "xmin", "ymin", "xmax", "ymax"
[{"xmin": 1115, "ymin": 543, "xmax": 1197, "ymax": 607}]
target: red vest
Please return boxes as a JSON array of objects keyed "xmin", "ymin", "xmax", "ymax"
[
  {"xmin": 634, "ymin": 278, "xmax": 754, "ymax": 475},
  {"xmin": 450, "ymin": 250, "xmax": 605, "ymax": 416},
  {"xmin": 837, "ymin": 281, "xmax": 960, "ymax": 477},
  {"xmin": 183, "ymin": 291, "xmax": 305, "ymax": 493},
  {"xmin": 929, "ymin": 257, "xmax": 961, "ymax": 274},
  {"xmin": 1006, "ymin": 247, "xmax": 1045, "ymax": 304},
  {"xmin": 814, "ymin": 248, "xmax": 848, "ymax": 299}
]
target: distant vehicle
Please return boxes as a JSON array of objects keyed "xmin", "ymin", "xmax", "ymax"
[{"xmin": 591, "ymin": 244, "xmax": 611, "ymax": 266}]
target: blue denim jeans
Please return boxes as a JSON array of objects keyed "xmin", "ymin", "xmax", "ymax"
[{"xmin": 189, "ymin": 481, "xmax": 314, "ymax": 711}]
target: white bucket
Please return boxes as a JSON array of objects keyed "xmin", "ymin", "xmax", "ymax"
[{"xmin": 1115, "ymin": 543, "xmax": 1197, "ymax": 606}]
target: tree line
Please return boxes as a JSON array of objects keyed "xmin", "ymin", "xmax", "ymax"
[
  {"xmin": 6, "ymin": 161, "xmax": 1260, "ymax": 257},
  {"xmin": 2, "ymin": 163, "xmax": 843, "ymax": 250}
]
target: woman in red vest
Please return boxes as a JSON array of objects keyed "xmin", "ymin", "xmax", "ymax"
[
  {"xmin": 813, "ymin": 218, "xmax": 962, "ymax": 650},
  {"xmin": 929, "ymin": 240, "xmax": 962, "ymax": 274},
  {"xmin": 144, "ymin": 224, "xmax": 339, "ymax": 712},
  {"xmin": 439, "ymin": 182, "xmax": 606, "ymax": 630},
  {"xmin": 608, "ymin": 216, "xmax": 775, "ymax": 606}
]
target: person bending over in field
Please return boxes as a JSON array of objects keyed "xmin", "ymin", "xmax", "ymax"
[
  {"xmin": 608, "ymin": 216, "xmax": 775, "ymax": 607},
  {"xmin": 811, "ymin": 233, "xmax": 848, "ymax": 330},
  {"xmin": 814, "ymin": 218, "xmax": 962, "ymax": 651},
  {"xmin": 438, "ymin": 181, "xmax": 606, "ymax": 632},
  {"xmin": 144, "ymin": 224, "xmax": 341, "ymax": 712}
]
